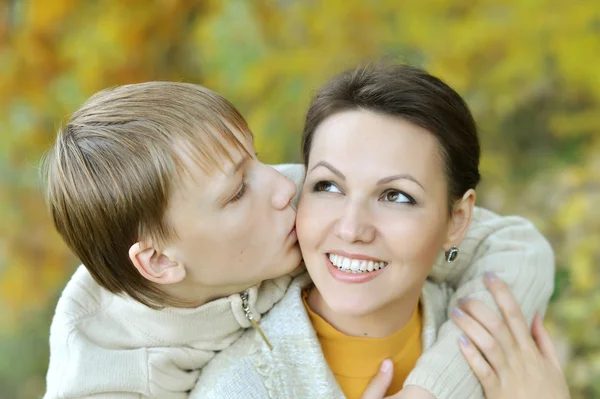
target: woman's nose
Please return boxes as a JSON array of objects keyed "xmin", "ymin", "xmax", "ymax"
[{"xmin": 335, "ymin": 202, "xmax": 376, "ymax": 243}]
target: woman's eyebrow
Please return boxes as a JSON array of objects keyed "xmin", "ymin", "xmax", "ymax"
[
  {"xmin": 310, "ymin": 161, "xmax": 425, "ymax": 191},
  {"xmin": 309, "ymin": 161, "xmax": 345, "ymax": 180},
  {"xmin": 377, "ymin": 174, "xmax": 424, "ymax": 190}
]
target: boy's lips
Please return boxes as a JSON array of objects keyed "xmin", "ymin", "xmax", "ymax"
[{"xmin": 286, "ymin": 225, "xmax": 297, "ymax": 243}]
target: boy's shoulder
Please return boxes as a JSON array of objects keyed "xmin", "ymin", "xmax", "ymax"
[
  {"xmin": 53, "ymin": 265, "xmax": 114, "ymax": 324},
  {"xmin": 470, "ymin": 206, "xmax": 538, "ymax": 231},
  {"xmin": 464, "ymin": 206, "xmax": 551, "ymax": 256}
]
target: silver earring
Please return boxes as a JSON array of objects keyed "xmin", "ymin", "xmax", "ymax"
[{"xmin": 445, "ymin": 246, "xmax": 459, "ymax": 263}]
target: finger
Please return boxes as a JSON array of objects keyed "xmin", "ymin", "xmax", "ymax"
[
  {"xmin": 459, "ymin": 297, "xmax": 517, "ymax": 358},
  {"xmin": 452, "ymin": 307, "xmax": 507, "ymax": 372},
  {"xmin": 361, "ymin": 359, "xmax": 394, "ymax": 399},
  {"xmin": 532, "ymin": 313, "xmax": 562, "ymax": 370},
  {"xmin": 458, "ymin": 334, "xmax": 500, "ymax": 395},
  {"xmin": 484, "ymin": 272, "xmax": 534, "ymax": 348}
]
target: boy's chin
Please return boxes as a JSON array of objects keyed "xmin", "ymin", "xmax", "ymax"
[{"xmin": 263, "ymin": 254, "xmax": 303, "ymax": 281}]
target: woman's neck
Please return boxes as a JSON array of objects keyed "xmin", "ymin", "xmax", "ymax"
[{"xmin": 306, "ymin": 285, "xmax": 421, "ymax": 338}]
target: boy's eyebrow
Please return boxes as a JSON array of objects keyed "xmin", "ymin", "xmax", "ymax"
[
  {"xmin": 229, "ymin": 155, "xmax": 250, "ymax": 176},
  {"xmin": 215, "ymin": 156, "xmax": 250, "ymax": 204}
]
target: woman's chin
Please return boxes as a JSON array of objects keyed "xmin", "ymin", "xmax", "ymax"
[{"xmin": 319, "ymin": 291, "xmax": 383, "ymax": 319}]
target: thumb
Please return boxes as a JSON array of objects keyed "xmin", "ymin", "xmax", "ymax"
[
  {"xmin": 531, "ymin": 313, "xmax": 561, "ymax": 369},
  {"xmin": 361, "ymin": 359, "xmax": 394, "ymax": 399}
]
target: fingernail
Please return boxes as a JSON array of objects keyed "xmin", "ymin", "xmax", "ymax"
[
  {"xmin": 380, "ymin": 358, "xmax": 392, "ymax": 373},
  {"xmin": 459, "ymin": 334, "xmax": 470, "ymax": 346},
  {"xmin": 452, "ymin": 307, "xmax": 465, "ymax": 317},
  {"xmin": 485, "ymin": 271, "xmax": 497, "ymax": 281},
  {"xmin": 457, "ymin": 296, "xmax": 469, "ymax": 305}
]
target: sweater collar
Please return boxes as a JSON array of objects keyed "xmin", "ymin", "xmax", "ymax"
[
  {"xmin": 108, "ymin": 272, "xmax": 295, "ymax": 345},
  {"xmin": 247, "ymin": 273, "xmax": 445, "ymax": 399}
]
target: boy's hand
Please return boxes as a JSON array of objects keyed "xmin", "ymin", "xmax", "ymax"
[
  {"xmin": 360, "ymin": 360, "xmax": 436, "ymax": 399},
  {"xmin": 452, "ymin": 273, "xmax": 570, "ymax": 399}
]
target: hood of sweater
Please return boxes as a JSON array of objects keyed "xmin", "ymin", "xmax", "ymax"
[{"xmin": 57, "ymin": 264, "xmax": 300, "ymax": 349}]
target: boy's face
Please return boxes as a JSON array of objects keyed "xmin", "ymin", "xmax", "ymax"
[{"xmin": 161, "ymin": 135, "xmax": 302, "ymax": 301}]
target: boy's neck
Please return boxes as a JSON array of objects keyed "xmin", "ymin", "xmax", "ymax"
[
  {"xmin": 160, "ymin": 280, "xmax": 256, "ymax": 308},
  {"xmin": 306, "ymin": 286, "xmax": 420, "ymax": 338}
]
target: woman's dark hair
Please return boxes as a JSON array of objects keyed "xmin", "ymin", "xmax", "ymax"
[{"xmin": 302, "ymin": 63, "xmax": 481, "ymax": 210}]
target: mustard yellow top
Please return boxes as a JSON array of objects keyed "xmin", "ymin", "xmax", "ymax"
[{"xmin": 303, "ymin": 291, "xmax": 422, "ymax": 399}]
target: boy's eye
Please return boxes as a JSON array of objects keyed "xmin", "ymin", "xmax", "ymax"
[
  {"xmin": 380, "ymin": 189, "xmax": 415, "ymax": 205},
  {"xmin": 313, "ymin": 181, "xmax": 341, "ymax": 193},
  {"xmin": 229, "ymin": 182, "xmax": 246, "ymax": 203}
]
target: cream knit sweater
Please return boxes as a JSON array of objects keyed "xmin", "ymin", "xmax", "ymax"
[
  {"xmin": 43, "ymin": 266, "xmax": 296, "ymax": 399},
  {"xmin": 44, "ymin": 164, "xmax": 554, "ymax": 398},
  {"xmin": 190, "ymin": 272, "xmax": 451, "ymax": 399}
]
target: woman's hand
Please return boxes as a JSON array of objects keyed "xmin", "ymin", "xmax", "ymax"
[{"xmin": 452, "ymin": 272, "xmax": 570, "ymax": 399}]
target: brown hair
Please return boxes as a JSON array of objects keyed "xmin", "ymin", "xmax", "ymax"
[
  {"xmin": 302, "ymin": 63, "xmax": 481, "ymax": 210},
  {"xmin": 41, "ymin": 82, "xmax": 251, "ymax": 308}
]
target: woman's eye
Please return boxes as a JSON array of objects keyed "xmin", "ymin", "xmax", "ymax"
[
  {"xmin": 313, "ymin": 181, "xmax": 341, "ymax": 193},
  {"xmin": 381, "ymin": 189, "xmax": 415, "ymax": 204},
  {"xmin": 229, "ymin": 182, "xmax": 246, "ymax": 203}
]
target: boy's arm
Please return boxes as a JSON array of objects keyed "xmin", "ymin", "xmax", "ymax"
[
  {"xmin": 44, "ymin": 276, "xmax": 206, "ymax": 399},
  {"xmin": 45, "ymin": 320, "xmax": 202, "ymax": 399},
  {"xmin": 403, "ymin": 207, "xmax": 555, "ymax": 399}
]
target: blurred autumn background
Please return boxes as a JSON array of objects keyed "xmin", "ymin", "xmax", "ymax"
[{"xmin": 0, "ymin": 0, "xmax": 598, "ymax": 398}]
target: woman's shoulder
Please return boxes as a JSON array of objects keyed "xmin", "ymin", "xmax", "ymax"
[
  {"xmin": 190, "ymin": 331, "xmax": 268, "ymax": 399},
  {"xmin": 191, "ymin": 272, "xmax": 344, "ymax": 399},
  {"xmin": 190, "ymin": 275, "xmax": 308, "ymax": 399}
]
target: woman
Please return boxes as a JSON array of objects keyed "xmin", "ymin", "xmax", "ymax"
[
  {"xmin": 190, "ymin": 64, "xmax": 560, "ymax": 398},
  {"xmin": 297, "ymin": 63, "xmax": 478, "ymax": 397}
]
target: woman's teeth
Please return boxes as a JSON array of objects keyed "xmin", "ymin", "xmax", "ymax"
[{"xmin": 328, "ymin": 253, "xmax": 388, "ymax": 274}]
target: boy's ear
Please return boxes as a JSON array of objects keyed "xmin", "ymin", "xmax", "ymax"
[
  {"xmin": 129, "ymin": 242, "xmax": 186, "ymax": 285},
  {"xmin": 443, "ymin": 189, "xmax": 476, "ymax": 252}
]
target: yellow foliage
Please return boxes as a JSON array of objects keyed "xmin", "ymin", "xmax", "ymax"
[
  {"xmin": 0, "ymin": 1, "xmax": 599, "ymax": 397},
  {"xmin": 556, "ymin": 195, "xmax": 588, "ymax": 230}
]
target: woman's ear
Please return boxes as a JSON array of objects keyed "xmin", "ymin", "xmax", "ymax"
[
  {"xmin": 443, "ymin": 189, "xmax": 476, "ymax": 252},
  {"xmin": 129, "ymin": 242, "xmax": 186, "ymax": 285}
]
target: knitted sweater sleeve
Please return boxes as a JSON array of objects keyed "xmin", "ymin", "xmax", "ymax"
[
  {"xmin": 44, "ymin": 320, "xmax": 204, "ymax": 398},
  {"xmin": 43, "ymin": 268, "xmax": 210, "ymax": 399},
  {"xmin": 404, "ymin": 207, "xmax": 555, "ymax": 398}
]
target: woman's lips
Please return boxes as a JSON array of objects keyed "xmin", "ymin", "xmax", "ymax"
[{"xmin": 325, "ymin": 254, "xmax": 387, "ymax": 284}]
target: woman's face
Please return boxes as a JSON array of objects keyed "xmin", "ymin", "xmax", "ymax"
[
  {"xmin": 162, "ymin": 134, "xmax": 302, "ymax": 300},
  {"xmin": 297, "ymin": 109, "xmax": 457, "ymax": 318}
]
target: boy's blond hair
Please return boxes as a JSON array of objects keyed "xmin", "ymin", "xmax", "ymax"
[{"xmin": 42, "ymin": 82, "xmax": 251, "ymax": 308}]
